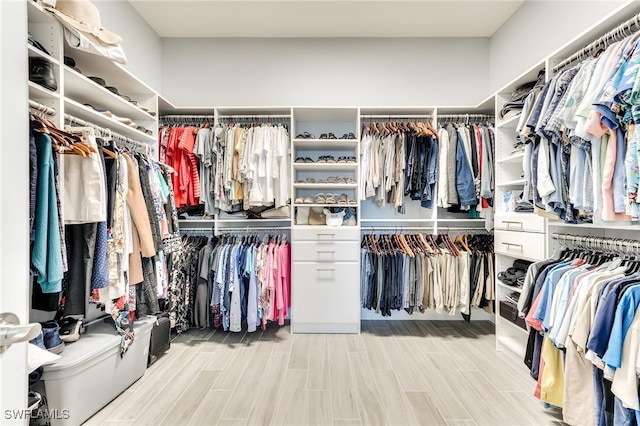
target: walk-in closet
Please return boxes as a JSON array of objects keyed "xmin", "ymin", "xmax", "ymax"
[{"xmin": 3, "ymin": 0, "xmax": 640, "ymax": 425}]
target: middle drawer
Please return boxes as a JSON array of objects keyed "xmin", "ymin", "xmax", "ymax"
[{"xmin": 292, "ymin": 241, "xmax": 361, "ymax": 262}]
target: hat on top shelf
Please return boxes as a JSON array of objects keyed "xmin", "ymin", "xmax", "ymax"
[{"xmin": 44, "ymin": 0, "xmax": 122, "ymax": 46}]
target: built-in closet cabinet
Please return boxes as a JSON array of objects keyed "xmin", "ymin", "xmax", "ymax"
[
  {"xmin": 26, "ymin": 3, "xmax": 160, "ymax": 424},
  {"xmin": 290, "ymin": 107, "xmax": 361, "ymax": 333},
  {"xmin": 28, "ymin": 0, "xmax": 158, "ymax": 147},
  {"xmin": 493, "ymin": 64, "xmax": 548, "ymax": 357}
]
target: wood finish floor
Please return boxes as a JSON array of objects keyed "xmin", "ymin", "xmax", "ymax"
[{"xmin": 85, "ymin": 320, "xmax": 565, "ymax": 426}]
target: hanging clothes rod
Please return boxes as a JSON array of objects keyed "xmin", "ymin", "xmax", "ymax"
[
  {"xmin": 360, "ymin": 226, "xmax": 488, "ymax": 233},
  {"xmin": 218, "ymin": 114, "xmax": 292, "ymax": 120},
  {"xmin": 551, "ymin": 233, "xmax": 640, "ymax": 252},
  {"xmin": 64, "ymin": 113, "xmax": 152, "ymax": 154},
  {"xmin": 360, "ymin": 114, "xmax": 432, "ymax": 119},
  {"xmin": 28, "ymin": 99, "xmax": 57, "ymax": 116},
  {"xmin": 553, "ymin": 12, "xmax": 640, "ymax": 72},
  {"xmin": 438, "ymin": 114, "xmax": 495, "ymax": 120},
  {"xmin": 160, "ymin": 115, "xmax": 215, "ymax": 119}
]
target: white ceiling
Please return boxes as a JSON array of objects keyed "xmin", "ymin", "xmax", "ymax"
[{"xmin": 128, "ymin": 0, "xmax": 525, "ymax": 38}]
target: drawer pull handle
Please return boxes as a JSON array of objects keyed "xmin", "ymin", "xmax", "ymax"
[
  {"xmin": 502, "ymin": 242, "xmax": 523, "ymax": 249},
  {"xmin": 317, "ymin": 251, "xmax": 335, "ymax": 254},
  {"xmin": 503, "ymin": 221, "xmax": 523, "ymax": 228},
  {"xmin": 317, "ymin": 233, "xmax": 335, "ymax": 239},
  {"xmin": 317, "ymin": 268, "xmax": 335, "ymax": 272}
]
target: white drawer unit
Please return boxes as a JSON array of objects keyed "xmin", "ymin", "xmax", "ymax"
[
  {"xmin": 291, "ymin": 262, "xmax": 360, "ymax": 333},
  {"xmin": 292, "ymin": 226, "xmax": 360, "ymax": 242},
  {"xmin": 292, "ymin": 241, "xmax": 360, "ymax": 262},
  {"xmin": 495, "ymin": 213, "xmax": 545, "ymax": 234},
  {"xmin": 494, "ymin": 230, "xmax": 546, "ymax": 261}
]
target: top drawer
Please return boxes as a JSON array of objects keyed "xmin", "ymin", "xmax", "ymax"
[
  {"xmin": 494, "ymin": 230, "xmax": 546, "ymax": 261},
  {"xmin": 292, "ymin": 226, "xmax": 360, "ymax": 242},
  {"xmin": 495, "ymin": 213, "xmax": 545, "ymax": 233}
]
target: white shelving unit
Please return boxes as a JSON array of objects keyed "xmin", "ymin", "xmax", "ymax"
[{"xmin": 493, "ymin": 62, "xmax": 548, "ymax": 358}]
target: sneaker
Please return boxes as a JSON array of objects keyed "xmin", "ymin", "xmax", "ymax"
[
  {"xmin": 29, "ymin": 331, "xmax": 46, "ymax": 351},
  {"xmin": 58, "ymin": 317, "xmax": 83, "ymax": 343},
  {"xmin": 40, "ymin": 321, "xmax": 65, "ymax": 354}
]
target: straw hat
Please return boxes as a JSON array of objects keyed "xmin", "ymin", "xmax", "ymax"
[{"xmin": 45, "ymin": 0, "xmax": 122, "ymax": 46}]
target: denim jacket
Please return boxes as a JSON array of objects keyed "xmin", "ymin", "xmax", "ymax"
[
  {"xmin": 455, "ymin": 132, "xmax": 478, "ymax": 207},
  {"xmin": 421, "ymin": 136, "xmax": 439, "ymax": 209}
]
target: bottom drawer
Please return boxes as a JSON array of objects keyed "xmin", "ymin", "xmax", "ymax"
[{"xmin": 292, "ymin": 262, "xmax": 360, "ymax": 331}]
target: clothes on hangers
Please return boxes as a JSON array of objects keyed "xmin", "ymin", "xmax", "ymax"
[
  {"xmin": 159, "ymin": 121, "xmax": 291, "ymax": 216},
  {"xmin": 437, "ymin": 122, "xmax": 495, "ymax": 215},
  {"xmin": 517, "ymin": 243, "xmax": 640, "ymax": 425},
  {"xmin": 29, "ymin": 116, "xmax": 179, "ymax": 354},
  {"xmin": 360, "ymin": 233, "xmax": 494, "ymax": 317},
  {"xmin": 168, "ymin": 233, "xmax": 291, "ymax": 333},
  {"xmin": 359, "ymin": 122, "xmax": 439, "ymax": 209},
  {"xmin": 515, "ymin": 29, "xmax": 640, "ymax": 225}
]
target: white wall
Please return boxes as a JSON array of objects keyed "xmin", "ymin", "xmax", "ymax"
[
  {"xmin": 95, "ymin": 0, "xmax": 162, "ymax": 92},
  {"xmin": 489, "ymin": 0, "xmax": 627, "ymax": 93},
  {"xmin": 161, "ymin": 37, "xmax": 490, "ymax": 107}
]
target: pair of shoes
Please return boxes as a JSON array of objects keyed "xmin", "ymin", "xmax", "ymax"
[
  {"xmin": 337, "ymin": 156, "xmax": 356, "ymax": 163},
  {"xmin": 295, "ymin": 157, "xmax": 314, "ymax": 163},
  {"xmin": 314, "ymin": 193, "xmax": 337, "ymax": 204},
  {"xmin": 294, "ymin": 196, "xmax": 314, "ymax": 204},
  {"xmin": 296, "ymin": 177, "xmax": 316, "ymax": 184},
  {"xmin": 30, "ymin": 321, "xmax": 64, "ymax": 354},
  {"xmin": 336, "ymin": 193, "xmax": 357, "ymax": 205},
  {"xmin": 340, "ymin": 133, "xmax": 356, "ymax": 139},
  {"xmin": 296, "ymin": 132, "xmax": 316, "ymax": 139},
  {"xmin": 319, "ymin": 133, "xmax": 337, "ymax": 139},
  {"xmin": 58, "ymin": 317, "xmax": 84, "ymax": 343},
  {"xmin": 318, "ymin": 155, "xmax": 336, "ymax": 163}
]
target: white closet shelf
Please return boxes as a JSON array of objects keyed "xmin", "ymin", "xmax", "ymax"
[
  {"xmin": 293, "ymin": 203, "xmax": 357, "ymax": 208},
  {"xmin": 437, "ymin": 218, "xmax": 486, "ymax": 223},
  {"xmin": 28, "ymin": 0, "xmax": 56, "ymax": 24},
  {"xmin": 28, "ymin": 45, "xmax": 59, "ymax": 65},
  {"xmin": 293, "ymin": 163, "xmax": 357, "ymax": 171},
  {"xmin": 498, "ymin": 317, "xmax": 528, "ymax": 335},
  {"xmin": 360, "ymin": 218, "xmax": 435, "ymax": 223},
  {"xmin": 293, "ymin": 139, "xmax": 358, "ymax": 149},
  {"xmin": 217, "ymin": 218, "xmax": 291, "ymax": 223},
  {"xmin": 494, "ymin": 250, "xmax": 541, "ymax": 263},
  {"xmin": 497, "ymin": 179, "xmax": 525, "ymax": 188},
  {"xmin": 497, "ymin": 152, "xmax": 525, "ymax": 164},
  {"xmin": 496, "ymin": 114, "xmax": 521, "ymax": 129},
  {"xmin": 64, "ymin": 67, "xmax": 156, "ymax": 123},
  {"xmin": 496, "ymin": 281, "xmax": 523, "ymax": 293},
  {"xmin": 29, "ymin": 81, "xmax": 59, "ymax": 99},
  {"xmin": 546, "ymin": 221, "xmax": 639, "ymax": 230},
  {"xmin": 64, "ymin": 98, "xmax": 155, "ymax": 143},
  {"xmin": 64, "ymin": 46, "xmax": 157, "ymax": 103},
  {"xmin": 293, "ymin": 183, "xmax": 357, "ymax": 189}
]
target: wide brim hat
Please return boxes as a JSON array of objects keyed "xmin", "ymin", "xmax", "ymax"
[{"xmin": 44, "ymin": 0, "xmax": 122, "ymax": 46}]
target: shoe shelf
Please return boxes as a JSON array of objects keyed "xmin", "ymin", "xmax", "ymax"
[
  {"xmin": 496, "ymin": 113, "xmax": 521, "ymax": 129},
  {"xmin": 29, "ymin": 81, "xmax": 60, "ymax": 99},
  {"xmin": 293, "ymin": 203, "xmax": 357, "ymax": 208},
  {"xmin": 496, "ymin": 281, "xmax": 523, "ymax": 293},
  {"xmin": 64, "ymin": 66, "xmax": 157, "ymax": 124},
  {"xmin": 293, "ymin": 183, "xmax": 358, "ymax": 189},
  {"xmin": 293, "ymin": 163, "xmax": 358, "ymax": 171},
  {"xmin": 64, "ymin": 98, "xmax": 156, "ymax": 143},
  {"xmin": 28, "ymin": 44, "xmax": 59, "ymax": 66},
  {"xmin": 292, "ymin": 139, "xmax": 359, "ymax": 149}
]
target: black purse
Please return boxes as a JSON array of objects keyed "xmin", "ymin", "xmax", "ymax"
[{"xmin": 29, "ymin": 58, "xmax": 57, "ymax": 92}]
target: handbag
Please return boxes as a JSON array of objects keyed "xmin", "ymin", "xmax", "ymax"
[
  {"xmin": 308, "ymin": 207, "xmax": 326, "ymax": 225},
  {"xmin": 29, "ymin": 58, "xmax": 57, "ymax": 92}
]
